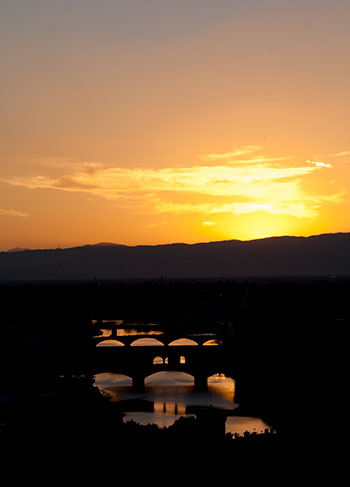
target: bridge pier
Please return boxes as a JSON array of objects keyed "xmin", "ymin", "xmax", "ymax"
[
  {"xmin": 194, "ymin": 375, "xmax": 208, "ymax": 392},
  {"xmin": 132, "ymin": 374, "xmax": 145, "ymax": 392}
]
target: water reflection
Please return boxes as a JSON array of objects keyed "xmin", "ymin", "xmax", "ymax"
[
  {"xmin": 94, "ymin": 371, "xmax": 270, "ymax": 436},
  {"xmin": 131, "ymin": 338, "xmax": 164, "ymax": 346},
  {"xmin": 93, "ymin": 322, "xmax": 271, "ymax": 436},
  {"xmin": 225, "ymin": 416, "xmax": 272, "ymax": 437},
  {"xmin": 93, "ymin": 323, "xmax": 164, "ymax": 339},
  {"xmin": 95, "ymin": 329, "xmax": 113, "ymax": 338},
  {"xmin": 118, "ymin": 328, "xmax": 164, "ymax": 337},
  {"xmin": 94, "ymin": 326, "xmax": 219, "ymax": 345},
  {"xmin": 92, "ymin": 320, "xmax": 124, "ymax": 326},
  {"xmin": 96, "ymin": 339, "xmax": 124, "ymax": 347},
  {"xmin": 168, "ymin": 338, "xmax": 198, "ymax": 346},
  {"xmin": 94, "ymin": 371, "xmax": 234, "ymax": 407}
]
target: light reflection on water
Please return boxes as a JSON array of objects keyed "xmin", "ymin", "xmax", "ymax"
[
  {"xmin": 93, "ymin": 323, "xmax": 271, "ymax": 436},
  {"xmin": 94, "ymin": 371, "xmax": 271, "ymax": 436},
  {"xmin": 225, "ymin": 416, "xmax": 272, "ymax": 437},
  {"xmin": 118, "ymin": 328, "xmax": 164, "ymax": 337},
  {"xmin": 94, "ymin": 327, "xmax": 164, "ymax": 340}
]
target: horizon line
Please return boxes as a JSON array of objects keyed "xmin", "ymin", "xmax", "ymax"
[{"xmin": 3, "ymin": 231, "xmax": 349, "ymax": 253}]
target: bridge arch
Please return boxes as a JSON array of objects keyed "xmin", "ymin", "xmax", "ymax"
[
  {"xmin": 96, "ymin": 339, "xmax": 125, "ymax": 347},
  {"xmin": 168, "ymin": 338, "xmax": 198, "ymax": 346},
  {"xmin": 153, "ymin": 356, "xmax": 169, "ymax": 365},
  {"xmin": 130, "ymin": 337, "xmax": 164, "ymax": 346},
  {"xmin": 94, "ymin": 372, "xmax": 133, "ymax": 387},
  {"xmin": 203, "ymin": 339, "xmax": 220, "ymax": 346},
  {"xmin": 145, "ymin": 370, "xmax": 195, "ymax": 386}
]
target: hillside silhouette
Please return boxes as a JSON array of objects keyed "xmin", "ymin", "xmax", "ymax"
[{"xmin": 0, "ymin": 233, "xmax": 349, "ymax": 280}]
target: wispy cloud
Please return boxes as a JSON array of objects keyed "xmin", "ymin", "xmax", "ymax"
[
  {"xmin": 150, "ymin": 189, "xmax": 345, "ymax": 219},
  {"xmin": 1, "ymin": 160, "xmax": 327, "ymax": 198},
  {"xmin": 330, "ymin": 150, "xmax": 350, "ymax": 157},
  {"xmin": 145, "ymin": 221, "xmax": 168, "ymax": 229},
  {"xmin": 200, "ymin": 145, "xmax": 261, "ymax": 162},
  {"xmin": 0, "ymin": 147, "xmax": 343, "ymax": 220},
  {"xmin": 0, "ymin": 208, "xmax": 29, "ymax": 217}
]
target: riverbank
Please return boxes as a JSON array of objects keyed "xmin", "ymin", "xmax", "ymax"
[{"xmin": 0, "ymin": 382, "xmax": 279, "ymax": 451}]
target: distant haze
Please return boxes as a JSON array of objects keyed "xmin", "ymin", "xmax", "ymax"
[{"xmin": 0, "ymin": 233, "xmax": 349, "ymax": 280}]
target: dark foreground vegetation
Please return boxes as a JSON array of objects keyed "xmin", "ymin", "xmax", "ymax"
[{"xmin": 1, "ymin": 276, "xmax": 350, "ymax": 454}]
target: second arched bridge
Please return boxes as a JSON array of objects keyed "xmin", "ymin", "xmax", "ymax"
[{"xmin": 91, "ymin": 327, "xmax": 231, "ymax": 392}]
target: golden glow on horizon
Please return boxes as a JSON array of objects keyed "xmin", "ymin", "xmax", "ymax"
[
  {"xmin": 0, "ymin": 145, "xmax": 347, "ymax": 249},
  {"xmin": 232, "ymin": 213, "xmax": 299, "ymax": 241}
]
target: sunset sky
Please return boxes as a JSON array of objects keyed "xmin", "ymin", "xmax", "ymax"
[{"xmin": 1, "ymin": 0, "xmax": 349, "ymax": 251}]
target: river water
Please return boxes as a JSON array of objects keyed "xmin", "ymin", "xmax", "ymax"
[
  {"xmin": 93, "ymin": 322, "xmax": 272, "ymax": 437},
  {"xmin": 94, "ymin": 371, "xmax": 271, "ymax": 436}
]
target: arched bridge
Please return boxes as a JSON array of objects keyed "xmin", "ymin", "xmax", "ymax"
[
  {"xmin": 92, "ymin": 330, "xmax": 230, "ymax": 392},
  {"xmin": 93, "ymin": 330, "xmax": 220, "ymax": 347}
]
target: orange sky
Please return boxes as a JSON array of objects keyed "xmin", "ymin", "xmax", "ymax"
[{"xmin": 1, "ymin": 0, "xmax": 349, "ymax": 250}]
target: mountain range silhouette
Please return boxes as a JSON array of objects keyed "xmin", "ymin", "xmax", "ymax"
[{"xmin": 1, "ymin": 233, "xmax": 349, "ymax": 280}]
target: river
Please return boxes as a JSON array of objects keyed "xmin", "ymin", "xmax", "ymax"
[
  {"xmin": 93, "ymin": 322, "xmax": 272, "ymax": 437},
  {"xmin": 94, "ymin": 371, "xmax": 271, "ymax": 436}
]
